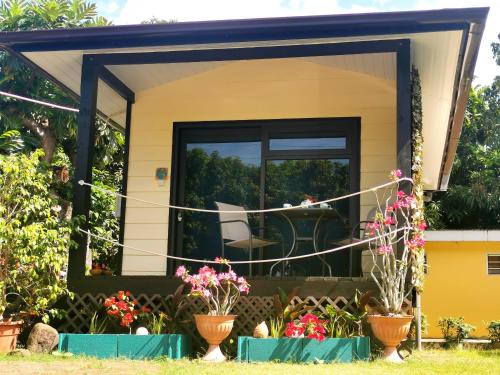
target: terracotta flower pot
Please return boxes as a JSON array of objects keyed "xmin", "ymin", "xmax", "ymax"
[
  {"xmin": 368, "ymin": 314, "xmax": 413, "ymax": 363},
  {"xmin": 0, "ymin": 320, "xmax": 23, "ymax": 353},
  {"xmin": 194, "ymin": 314, "xmax": 236, "ymax": 362}
]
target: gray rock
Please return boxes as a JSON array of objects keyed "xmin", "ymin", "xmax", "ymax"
[
  {"xmin": 9, "ymin": 349, "xmax": 31, "ymax": 356},
  {"xmin": 26, "ymin": 323, "xmax": 59, "ymax": 353}
]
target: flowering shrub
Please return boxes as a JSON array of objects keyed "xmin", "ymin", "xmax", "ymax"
[
  {"xmin": 104, "ymin": 290, "xmax": 150, "ymax": 330},
  {"xmin": 366, "ymin": 170, "xmax": 426, "ymax": 315},
  {"xmin": 175, "ymin": 258, "xmax": 250, "ymax": 315},
  {"xmin": 284, "ymin": 313, "xmax": 326, "ymax": 341}
]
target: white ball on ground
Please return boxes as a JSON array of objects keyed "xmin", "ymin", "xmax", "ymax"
[{"xmin": 136, "ymin": 327, "xmax": 149, "ymax": 335}]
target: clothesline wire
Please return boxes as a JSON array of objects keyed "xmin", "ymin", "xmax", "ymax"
[
  {"xmin": 80, "ymin": 226, "xmax": 410, "ymax": 265},
  {"xmin": 79, "ymin": 177, "xmax": 413, "ymax": 214},
  {"xmin": 0, "ymin": 90, "xmax": 80, "ymax": 113}
]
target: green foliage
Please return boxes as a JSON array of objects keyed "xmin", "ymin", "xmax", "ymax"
[
  {"xmin": 162, "ymin": 284, "xmax": 189, "ymax": 334},
  {"xmin": 0, "ymin": 150, "xmax": 73, "ymax": 322},
  {"xmin": 427, "ymin": 36, "xmax": 500, "ymax": 229},
  {"xmin": 269, "ymin": 287, "xmax": 312, "ymax": 338},
  {"xmin": 147, "ymin": 312, "xmax": 168, "ymax": 335},
  {"xmin": 0, "ymin": 129, "xmax": 23, "ymax": 154},
  {"xmin": 1, "ymin": 0, "xmax": 125, "ymax": 275},
  {"xmin": 88, "ymin": 311, "xmax": 107, "ymax": 334},
  {"xmin": 323, "ymin": 290, "xmax": 368, "ymax": 338},
  {"xmin": 88, "ymin": 168, "xmax": 120, "ymax": 271},
  {"xmin": 438, "ymin": 317, "xmax": 475, "ymax": 348},
  {"xmin": 487, "ymin": 320, "xmax": 500, "ymax": 343}
]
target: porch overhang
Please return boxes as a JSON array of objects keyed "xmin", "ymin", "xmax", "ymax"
[
  {"xmin": 0, "ymin": 7, "xmax": 489, "ymax": 293},
  {"xmin": 0, "ymin": 7, "xmax": 488, "ymax": 191}
]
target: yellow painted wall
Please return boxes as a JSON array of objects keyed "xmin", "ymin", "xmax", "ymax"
[
  {"xmin": 423, "ymin": 240, "xmax": 500, "ymax": 337},
  {"xmin": 122, "ymin": 57, "xmax": 396, "ymax": 275}
]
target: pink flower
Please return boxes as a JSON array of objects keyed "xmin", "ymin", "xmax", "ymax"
[
  {"xmin": 175, "ymin": 266, "xmax": 187, "ymax": 278},
  {"xmin": 406, "ymin": 235, "xmax": 425, "ymax": 251},
  {"xmin": 397, "ymin": 190, "xmax": 405, "ymax": 198},
  {"xmin": 384, "ymin": 216, "xmax": 395, "ymax": 225},
  {"xmin": 238, "ymin": 283, "xmax": 250, "ymax": 294},
  {"xmin": 418, "ymin": 221, "xmax": 427, "ymax": 231},
  {"xmin": 390, "ymin": 169, "xmax": 403, "ymax": 180},
  {"xmin": 378, "ymin": 245, "xmax": 392, "ymax": 255}
]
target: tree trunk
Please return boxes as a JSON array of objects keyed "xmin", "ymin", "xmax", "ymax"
[{"xmin": 6, "ymin": 106, "xmax": 57, "ymax": 162}]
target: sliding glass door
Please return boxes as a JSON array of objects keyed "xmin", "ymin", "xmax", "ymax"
[{"xmin": 171, "ymin": 118, "xmax": 360, "ymax": 276}]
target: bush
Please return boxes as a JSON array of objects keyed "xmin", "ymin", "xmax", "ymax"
[
  {"xmin": 0, "ymin": 150, "xmax": 74, "ymax": 324},
  {"xmin": 438, "ymin": 317, "xmax": 475, "ymax": 348},
  {"xmin": 487, "ymin": 320, "xmax": 500, "ymax": 343}
]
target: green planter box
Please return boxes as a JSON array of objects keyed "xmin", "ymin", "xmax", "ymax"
[
  {"xmin": 237, "ymin": 336, "xmax": 370, "ymax": 363},
  {"xmin": 58, "ymin": 333, "xmax": 191, "ymax": 359}
]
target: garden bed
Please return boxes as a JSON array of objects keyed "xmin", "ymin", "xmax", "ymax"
[
  {"xmin": 237, "ymin": 336, "xmax": 370, "ymax": 363},
  {"xmin": 58, "ymin": 333, "xmax": 191, "ymax": 359}
]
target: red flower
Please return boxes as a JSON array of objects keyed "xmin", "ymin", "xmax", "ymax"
[
  {"xmin": 104, "ymin": 297, "xmax": 116, "ymax": 308},
  {"xmin": 140, "ymin": 305, "xmax": 151, "ymax": 313},
  {"xmin": 285, "ymin": 321, "xmax": 305, "ymax": 338},
  {"xmin": 307, "ymin": 332, "xmax": 325, "ymax": 341},
  {"xmin": 300, "ymin": 313, "xmax": 319, "ymax": 325},
  {"xmin": 116, "ymin": 300, "xmax": 128, "ymax": 311},
  {"xmin": 117, "ymin": 291, "xmax": 126, "ymax": 300}
]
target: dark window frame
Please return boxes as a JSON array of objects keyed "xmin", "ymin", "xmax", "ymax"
[
  {"xmin": 169, "ymin": 117, "xmax": 360, "ymax": 275},
  {"xmin": 487, "ymin": 254, "xmax": 500, "ymax": 275}
]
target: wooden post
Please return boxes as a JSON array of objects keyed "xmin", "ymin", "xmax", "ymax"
[
  {"xmin": 396, "ymin": 40, "xmax": 412, "ymax": 179},
  {"xmin": 68, "ymin": 61, "xmax": 99, "ymax": 287}
]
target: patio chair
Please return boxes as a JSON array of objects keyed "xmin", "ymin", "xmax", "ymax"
[
  {"xmin": 329, "ymin": 207, "xmax": 377, "ymax": 276},
  {"xmin": 215, "ymin": 201, "xmax": 280, "ymax": 277}
]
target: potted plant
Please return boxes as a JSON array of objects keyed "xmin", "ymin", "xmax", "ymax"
[
  {"xmin": 176, "ymin": 257, "xmax": 249, "ymax": 362},
  {"xmin": 58, "ymin": 290, "xmax": 192, "ymax": 359},
  {"xmin": 238, "ymin": 288, "xmax": 371, "ymax": 363},
  {"xmin": 364, "ymin": 170, "xmax": 424, "ymax": 363}
]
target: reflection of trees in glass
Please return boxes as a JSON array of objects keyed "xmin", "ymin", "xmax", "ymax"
[
  {"xmin": 183, "ymin": 148, "xmax": 260, "ymax": 265},
  {"xmin": 265, "ymin": 159, "xmax": 350, "ymax": 216},
  {"xmin": 182, "ymin": 151, "xmax": 352, "ymax": 276}
]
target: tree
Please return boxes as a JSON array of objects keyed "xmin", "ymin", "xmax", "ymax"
[
  {"xmin": 426, "ymin": 35, "xmax": 500, "ymax": 229},
  {"xmin": 0, "ymin": 1, "xmax": 124, "ymax": 270},
  {"xmin": 0, "ymin": 0, "xmax": 112, "ymax": 163},
  {"xmin": 0, "ymin": 150, "xmax": 73, "ymax": 322}
]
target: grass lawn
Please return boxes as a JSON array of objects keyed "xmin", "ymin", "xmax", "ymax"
[{"xmin": 0, "ymin": 349, "xmax": 499, "ymax": 375}]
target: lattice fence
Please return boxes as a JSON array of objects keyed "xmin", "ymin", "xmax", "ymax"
[{"xmin": 56, "ymin": 293, "xmax": 412, "ymax": 350}]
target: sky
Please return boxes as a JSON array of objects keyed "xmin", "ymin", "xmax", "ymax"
[{"xmin": 94, "ymin": 0, "xmax": 499, "ymax": 86}]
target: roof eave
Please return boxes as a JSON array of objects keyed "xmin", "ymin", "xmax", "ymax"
[
  {"xmin": 437, "ymin": 16, "xmax": 487, "ymax": 191},
  {"xmin": 0, "ymin": 7, "xmax": 490, "ymax": 52}
]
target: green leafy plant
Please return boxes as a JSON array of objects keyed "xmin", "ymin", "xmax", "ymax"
[
  {"xmin": 147, "ymin": 312, "xmax": 168, "ymax": 335},
  {"xmin": 269, "ymin": 287, "xmax": 312, "ymax": 338},
  {"xmin": 438, "ymin": 317, "xmax": 475, "ymax": 348},
  {"xmin": 324, "ymin": 291, "xmax": 369, "ymax": 338},
  {"xmin": 89, "ymin": 311, "xmax": 107, "ymax": 334},
  {"xmin": 0, "ymin": 151, "xmax": 74, "ymax": 323},
  {"xmin": 163, "ymin": 284, "xmax": 189, "ymax": 333},
  {"xmin": 487, "ymin": 320, "xmax": 500, "ymax": 344}
]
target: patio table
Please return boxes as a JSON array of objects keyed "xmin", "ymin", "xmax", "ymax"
[{"xmin": 270, "ymin": 207, "xmax": 342, "ymax": 277}]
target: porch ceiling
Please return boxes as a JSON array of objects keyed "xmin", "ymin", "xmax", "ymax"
[
  {"xmin": 20, "ymin": 30, "xmax": 462, "ymax": 191},
  {"xmin": 0, "ymin": 8, "xmax": 488, "ymax": 191}
]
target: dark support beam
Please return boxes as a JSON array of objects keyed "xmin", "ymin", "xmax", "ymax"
[
  {"xmin": 87, "ymin": 40, "xmax": 408, "ymax": 66},
  {"xmin": 68, "ymin": 63, "xmax": 99, "ymax": 287},
  {"xmin": 99, "ymin": 66, "xmax": 135, "ymax": 103},
  {"xmin": 116, "ymin": 100, "xmax": 133, "ymax": 276},
  {"xmin": 396, "ymin": 40, "xmax": 412, "ymax": 180}
]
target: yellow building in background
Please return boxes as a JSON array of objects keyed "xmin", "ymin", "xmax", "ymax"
[{"xmin": 423, "ymin": 231, "xmax": 500, "ymax": 338}]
